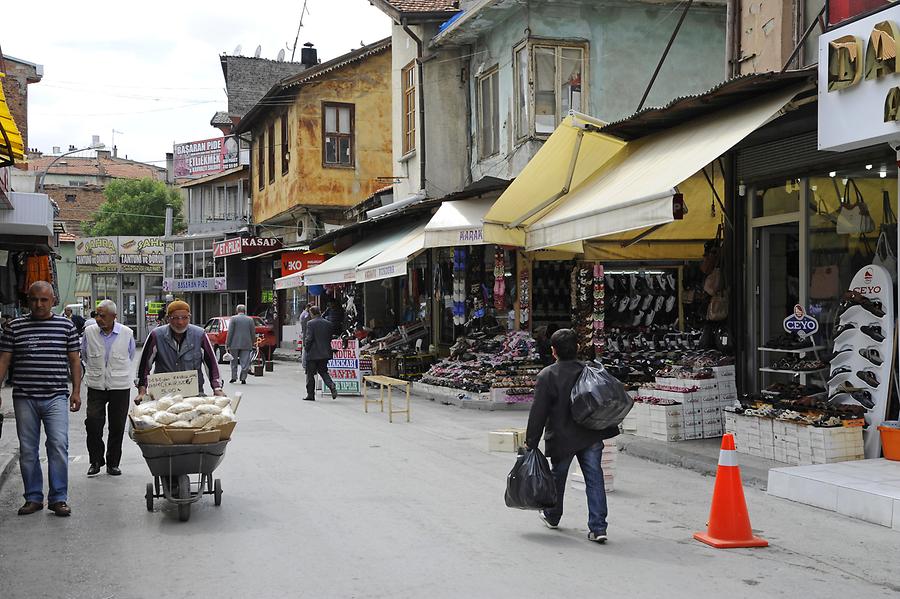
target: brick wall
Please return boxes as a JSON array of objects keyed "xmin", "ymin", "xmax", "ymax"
[
  {"xmin": 44, "ymin": 184, "xmax": 106, "ymax": 237},
  {"xmin": 2, "ymin": 58, "xmax": 42, "ymax": 152}
]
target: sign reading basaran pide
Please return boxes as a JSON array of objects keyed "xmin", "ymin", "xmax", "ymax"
[
  {"xmin": 818, "ymin": 5, "xmax": 900, "ymax": 151},
  {"xmin": 783, "ymin": 304, "xmax": 820, "ymax": 338},
  {"xmin": 173, "ymin": 136, "xmax": 239, "ymax": 178},
  {"xmin": 163, "ymin": 277, "xmax": 227, "ymax": 292},
  {"xmin": 146, "ymin": 370, "xmax": 199, "ymax": 400}
]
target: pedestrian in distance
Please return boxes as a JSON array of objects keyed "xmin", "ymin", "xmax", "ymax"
[
  {"xmin": 0, "ymin": 281, "xmax": 82, "ymax": 517},
  {"xmin": 83, "ymin": 310, "xmax": 97, "ymax": 330},
  {"xmin": 299, "ymin": 302, "xmax": 313, "ymax": 365},
  {"xmin": 136, "ymin": 299, "xmax": 225, "ymax": 403},
  {"xmin": 64, "ymin": 305, "xmax": 86, "ymax": 336},
  {"xmin": 81, "ymin": 299, "xmax": 135, "ymax": 478},
  {"xmin": 226, "ymin": 304, "xmax": 256, "ymax": 385},
  {"xmin": 303, "ymin": 305, "xmax": 337, "ymax": 401},
  {"xmin": 525, "ymin": 328, "xmax": 618, "ymax": 543}
]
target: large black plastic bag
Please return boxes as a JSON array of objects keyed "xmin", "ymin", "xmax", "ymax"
[
  {"xmin": 504, "ymin": 448, "xmax": 557, "ymax": 510},
  {"xmin": 570, "ymin": 363, "xmax": 633, "ymax": 430}
]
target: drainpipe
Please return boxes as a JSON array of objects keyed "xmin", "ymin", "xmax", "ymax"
[
  {"xmin": 726, "ymin": 0, "xmax": 736, "ymax": 77},
  {"xmin": 402, "ymin": 20, "xmax": 427, "ymax": 194}
]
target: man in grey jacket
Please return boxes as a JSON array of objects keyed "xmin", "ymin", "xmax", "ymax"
[
  {"xmin": 303, "ymin": 306, "xmax": 337, "ymax": 401},
  {"xmin": 226, "ymin": 304, "xmax": 256, "ymax": 385}
]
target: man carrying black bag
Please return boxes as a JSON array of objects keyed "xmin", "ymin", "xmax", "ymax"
[{"xmin": 525, "ymin": 328, "xmax": 618, "ymax": 544}]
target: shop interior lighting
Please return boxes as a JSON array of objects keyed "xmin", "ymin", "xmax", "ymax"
[
  {"xmin": 829, "ymin": 171, "xmax": 837, "ymax": 177},
  {"xmin": 880, "ymin": 169, "xmax": 888, "ymax": 178},
  {"xmin": 866, "ymin": 164, "xmax": 873, "ymax": 170}
]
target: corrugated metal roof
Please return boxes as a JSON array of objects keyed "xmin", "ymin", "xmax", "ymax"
[{"xmin": 599, "ymin": 68, "xmax": 817, "ymax": 141}]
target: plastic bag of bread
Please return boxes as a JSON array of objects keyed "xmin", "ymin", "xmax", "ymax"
[
  {"xmin": 156, "ymin": 397, "xmax": 176, "ymax": 411},
  {"xmin": 153, "ymin": 411, "xmax": 178, "ymax": 425},
  {"xmin": 132, "ymin": 415, "xmax": 159, "ymax": 430},
  {"xmin": 220, "ymin": 406, "xmax": 235, "ymax": 423},
  {"xmin": 213, "ymin": 397, "xmax": 231, "ymax": 409},
  {"xmin": 168, "ymin": 402, "xmax": 193, "ymax": 414},
  {"xmin": 168, "ymin": 420, "xmax": 192, "ymax": 428},
  {"xmin": 196, "ymin": 404, "xmax": 222, "ymax": 415},
  {"xmin": 135, "ymin": 402, "xmax": 158, "ymax": 417},
  {"xmin": 189, "ymin": 414, "xmax": 214, "ymax": 428},
  {"xmin": 175, "ymin": 409, "xmax": 199, "ymax": 423}
]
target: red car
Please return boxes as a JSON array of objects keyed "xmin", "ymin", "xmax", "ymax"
[{"xmin": 203, "ymin": 316, "xmax": 277, "ymax": 363}]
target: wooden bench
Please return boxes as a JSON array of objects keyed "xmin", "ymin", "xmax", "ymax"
[{"xmin": 362, "ymin": 375, "xmax": 411, "ymax": 423}]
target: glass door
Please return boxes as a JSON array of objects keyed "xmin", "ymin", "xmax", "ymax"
[{"xmin": 121, "ymin": 274, "xmax": 139, "ymax": 339}]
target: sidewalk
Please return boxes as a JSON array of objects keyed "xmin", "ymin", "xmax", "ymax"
[
  {"xmin": 272, "ymin": 348, "xmax": 776, "ymax": 488},
  {"xmin": 0, "ymin": 399, "xmax": 17, "ymax": 494}
]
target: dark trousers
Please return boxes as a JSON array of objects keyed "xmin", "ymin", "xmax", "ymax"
[
  {"xmin": 305, "ymin": 359, "xmax": 336, "ymax": 399},
  {"xmin": 544, "ymin": 441, "xmax": 609, "ymax": 534},
  {"xmin": 85, "ymin": 387, "xmax": 131, "ymax": 467}
]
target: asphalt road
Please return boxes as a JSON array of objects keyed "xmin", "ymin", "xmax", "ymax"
[{"xmin": 1, "ymin": 364, "xmax": 899, "ymax": 598}]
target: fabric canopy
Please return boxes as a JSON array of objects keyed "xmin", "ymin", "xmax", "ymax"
[
  {"xmin": 484, "ymin": 114, "xmax": 626, "ymax": 247},
  {"xmin": 356, "ymin": 222, "xmax": 428, "ymax": 283},
  {"xmin": 522, "ymin": 87, "xmax": 803, "ymax": 251},
  {"xmin": 422, "ymin": 198, "xmax": 494, "ymax": 247},
  {"xmin": 0, "ymin": 73, "xmax": 25, "ymax": 166},
  {"xmin": 301, "ymin": 224, "xmax": 419, "ymax": 286},
  {"xmin": 274, "ymin": 272, "xmax": 304, "ymax": 290}
]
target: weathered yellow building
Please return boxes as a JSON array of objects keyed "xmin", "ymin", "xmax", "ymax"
[{"xmin": 236, "ymin": 38, "xmax": 392, "ymax": 239}]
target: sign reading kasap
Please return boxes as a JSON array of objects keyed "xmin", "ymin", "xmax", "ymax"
[
  {"xmin": 146, "ymin": 370, "xmax": 199, "ymax": 400},
  {"xmin": 820, "ymin": 6, "xmax": 900, "ymax": 151}
]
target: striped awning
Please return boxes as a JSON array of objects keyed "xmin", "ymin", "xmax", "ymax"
[{"xmin": 0, "ymin": 72, "xmax": 25, "ymax": 167}]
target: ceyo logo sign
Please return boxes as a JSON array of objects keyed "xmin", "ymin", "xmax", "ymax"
[
  {"xmin": 783, "ymin": 304, "xmax": 820, "ymax": 338},
  {"xmin": 852, "ymin": 268, "xmax": 882, "ymax": 295}
]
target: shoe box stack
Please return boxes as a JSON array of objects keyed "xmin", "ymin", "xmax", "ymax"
[
  {"xmin": 725, "ymin": 412, "xmax": 864, "ymax": 464},
  {"xmin": 488, "ymin": 428, "xmax": 527, "ymax": 452},
  {"xmin": 571, "ymin": 438, "xmax": 618, "ymax": 492}
]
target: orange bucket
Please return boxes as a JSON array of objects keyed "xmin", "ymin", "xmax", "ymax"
[{"xmin": 878, "ymin": 426, "xmax": 900, "ymax": 461}]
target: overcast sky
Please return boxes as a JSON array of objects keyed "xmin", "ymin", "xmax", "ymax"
[{"xmin": 3, "ymin": 0, "xmax": 392, "ymax": 166}]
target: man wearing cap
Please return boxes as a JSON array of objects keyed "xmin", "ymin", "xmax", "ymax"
[{"xmin": 136, "ymin": 300, "xmax": 225, "ymax": 402}]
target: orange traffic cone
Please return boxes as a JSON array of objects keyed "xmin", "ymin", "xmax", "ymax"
[{"xmin": 693, "ymin": 433, "xmax": 768, "ymax": 549}]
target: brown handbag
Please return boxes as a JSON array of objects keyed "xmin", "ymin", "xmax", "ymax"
[
  {"xmin": 809, "ymin": 265, "xmax": 840, "ymax": 299},
  {"xmin": 707, "ymin": 292, "xmax": 729, "ymax": 321},
  {"xmin": 700, "ymin": 224, "xmax": 723, "ymax": 275}
]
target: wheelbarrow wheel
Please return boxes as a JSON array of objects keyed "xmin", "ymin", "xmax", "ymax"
[
  {"xmin": 145, "ymin": 483, "xmax": 154, "ymax": 512},
  {"xmin": 214, "ymin": 478, "xmax": 222, "ymax": 506},
  {"xmin": 177, "ymin": 475, "xmax": 191, "ymax": 522}
]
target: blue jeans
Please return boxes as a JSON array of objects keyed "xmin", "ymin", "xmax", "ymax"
[
  {"xmin": 544, "ymin": 441, "xmax": 608, "ymax": 534},
  {"xmin": 14, "ymin": 394, "xmax": 69, "ymax": 504}
]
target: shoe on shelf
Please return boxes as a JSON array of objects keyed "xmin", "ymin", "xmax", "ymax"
[
  {"xmin": 857, "ymin": 370, "xmax": 880, "ymax": 388},
  {"xmin": 48, "ymin": 502, "xmax": 71, "ymax": 517},
  {"xmin": 833, "ymin": 323, "xmax": 856, "ymax": 337},
  {"xmin": 588, "ymin": 531, "xmax": 607, "ymax": 543},
  {"xmin": 17, "ymin": 501, "xmax": 43, "ymax": 515},
  {"xmin": 106, "ymin": 466, "xmax": 122, "ymax": 476},
  {"xmin": 829, "ymin": 347, "xmax": 853, "ymax": 361},
  {"xmin": 828, "ymin": 366, "xmax": 852, "ymax": 381},
  {"xmin": 859, "ymin": 347, "xmax": 884, "ymax": 366},
  {"xmin": 87, "ymin": 463, "xmax": 102, "ymax": 477},
  {"xmin": 860, "ymin": 325, "xmax": 885, "ymax": 343},
  {"xmin": 538, "ymin": 511, "xmax": 558, "ymax": 529}
]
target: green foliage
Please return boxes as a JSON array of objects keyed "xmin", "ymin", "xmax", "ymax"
[{"xmin": 83, "ymin": 178, "xmax": 185, "ymax": 236}]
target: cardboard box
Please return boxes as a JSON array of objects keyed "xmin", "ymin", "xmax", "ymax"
[{"xmin": 488, "ymin": 429, "xmax": 525, "ymax": 452}]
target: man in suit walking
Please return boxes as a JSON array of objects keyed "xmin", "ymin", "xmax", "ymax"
[
  {"xmin": 226, "ymin": 304, "xmax": 256, "ymax": 385},
  {"xmin": 303, "ymin": 306, "xmax": 337, "ymax": 401}
]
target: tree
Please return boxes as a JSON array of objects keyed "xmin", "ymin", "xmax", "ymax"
[{"xmin": 83, "ymin": 178, "xmax": 185, "ymax": 236}]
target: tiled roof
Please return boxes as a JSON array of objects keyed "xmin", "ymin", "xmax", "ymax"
[
  {"xmin": 210, "ymin": 111, "xmax": 232, "ymax": 126},
  {"xmin": 27, "ymin": 155, "xmax": 165, "ymax": 180},
  {"xmin": 384, "ymin": 0, "xmax": 458, "ymax": 12}
]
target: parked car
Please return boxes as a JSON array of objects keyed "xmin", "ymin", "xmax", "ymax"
[{"xmin": 204, "ymin": 316, "xmax": 277, "ymax": 363}]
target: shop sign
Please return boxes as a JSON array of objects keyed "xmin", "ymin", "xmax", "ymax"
[
  {"xmin": 146, "ymin": 301, "xmax": 165, "ymax": 315},
  {"xmin": 75, "ymin": 237, "xmax": 119, "ymax": 273},
  {"xmin": 118, "ymin": 236, "xmax": 172, "ymax": 273},
  {"xmin": 146, "ymin": 370, "xmax": 199, "ymax": 401},
  {"xmin": 327, "ymin": 338, "xmax": 361, "ymax": 395},
  {"xmin": 162, "ymin": 277, "xmax": 227, "ymax": 292},
  {"xmin": 213, "ymin": 236, "xmax": 283, "ymax": 258},
  {"xmin": 274, "ymin": 273, "xmax": 304, "ymax": 290},
  {"xmin": 783, "ymin": 304, "xmax": 819, "ymax": 338},
  {"xmin": 281, "ymin": 251, "xmax": 325, "ymax": 276},
  {"xmin": 818, "ymin": 6, "xmax": 900, "ymax": 151},
  {"xmin": 173, "ymin": 136, "xmax": 239, "ymax": 178},
  {"xmin": 457, "ymin": 228, "xmax": 484, "ymax": 243},
  {"xmin": 360, "ymin": 263, "xmax": 400, "ymax": 281}
]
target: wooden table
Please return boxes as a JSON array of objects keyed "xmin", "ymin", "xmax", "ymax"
[{"xmin": 362, "ymin": 375, "xmax": 411, "ymax": 423}]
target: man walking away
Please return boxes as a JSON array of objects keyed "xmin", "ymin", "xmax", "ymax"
[
  {"xmin": 299, "ymin": 303, "xmax": 313, "ymax": 365},
  {"xmin": 226, "ymin": 304, "xmax": 256, "ymax": 385},
  {"xmin": 0, "ymin": 281, "xmax": 82, "ymax": 517},
  {"xmin": 525, "ymin": 328, "xmax": 618, "ymax": 543},
  {"xmin": 303, "ymin": 306, "xmax": 337, "ymax": 401},
  {"xmin": 82, "ymin": 299, "xmax": 135, "ymax": 477}
]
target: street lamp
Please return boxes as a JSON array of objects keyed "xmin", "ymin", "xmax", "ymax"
[{"xmin": 37, "ymin": 143, "xmax": 105, "ymax": 193}]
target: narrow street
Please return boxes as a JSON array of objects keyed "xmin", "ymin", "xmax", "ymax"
[{"xmin": 0, "ymin": 365, "xmax": 898, "ymax": 598}]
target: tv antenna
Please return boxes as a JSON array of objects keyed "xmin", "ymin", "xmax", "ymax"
[
  {"xmin": 254, "ymin": 45, "xmax": 262, "ymax": 58},
  {"xmin": 277, "ymin": 48, "xmax": 285, "ymax": 62},
  {"xmin": 289, "ymin": 0, "xmax": 310, "ymax": 61},
  {"xmin": 233, "ymin": 44, "xmax": 242, "ymax": 55}
]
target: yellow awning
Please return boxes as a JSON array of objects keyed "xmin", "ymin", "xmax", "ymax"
[
  {"xmin": 0, "ymin": 72, "xmax": 25, "ymax": 166},
  {"xmin": 521, "ymin": 87, "xmax": 803, "ymax": 251},
  {"xmin": 483, "ymin": 114, "xmax": 626, "ymax": 248}
]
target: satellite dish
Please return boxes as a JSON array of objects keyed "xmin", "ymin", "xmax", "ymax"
[
  {"xmin": 233, "ymin": 44, "xmax": 242, "ymax": 55},
  {"xmin": 277, "ymin": 49, "xmax": 285, "ymax": 62},
  {"xmin": 254, "ymin": 45, "xmax": 262, "ymax": 58}
]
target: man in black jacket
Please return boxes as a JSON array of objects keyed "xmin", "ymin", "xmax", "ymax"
[
  {"xmin": 303, "ymin": 306, "xmax": 338, "ymax": 401},
  {"xmin": 525, "ymin": 328, "xmax": 618, "ymax": 543}
]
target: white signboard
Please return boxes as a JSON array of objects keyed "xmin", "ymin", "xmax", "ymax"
[
  {"xmin": 818, "ymin": 5, "xmax": 900, "ymax": 151},
  {"xmin": 163, "ymin": 277, "xmax": 227, "ymax": 292},
  {"xmin": 146, "ymin": 370, "xmax": 199, "ymax": 400}
]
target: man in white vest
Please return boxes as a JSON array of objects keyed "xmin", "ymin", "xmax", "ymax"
[{"xmin": 81, "ymin": 299, "xmax": 135, "ymax": 477}]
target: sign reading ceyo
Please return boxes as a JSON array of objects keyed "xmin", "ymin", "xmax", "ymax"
[
  {"xmin": 783, "ymin": 304, "xmax": 820, "ymax": 338},
  {"xmin": 819, "ymin": 6, "xmax": 900, "ymax": 151}
]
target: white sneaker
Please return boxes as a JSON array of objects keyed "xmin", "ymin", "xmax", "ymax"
[{"xmin": 588, "ymin": 531, "xmax": 607, "ymax": 543}]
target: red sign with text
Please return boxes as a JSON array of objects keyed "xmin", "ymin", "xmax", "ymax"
[{"xmin": 281, "ymin": 251, "xmax": 325, "ymax": 275}]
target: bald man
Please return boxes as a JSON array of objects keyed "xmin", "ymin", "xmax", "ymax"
[{"xmin": 0, "ymin": 281, "xmax": 82, "ymax": 517}]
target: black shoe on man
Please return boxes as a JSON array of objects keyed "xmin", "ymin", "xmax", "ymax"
[
  {"xmin": 106, "ymin": 466, "xmax": 122, "ymax": 476},
  {"xmin": 331, "ymin": 387, "xmax": 338, "ymax": 400},
  {"xmin": 87, "ymin": 463, "xmax": 102, "ymax": 477},
  {"xmin": 48, "ymin": 501, "xmax": 71, "ymax": 517},
  {"xmin": 17, "ymin": 501, "xmax": 43, "ymax": 515},
  {"xmin": 229, "ymin": 378, "xmax": 237, "ymax": 384},
  {"xmin": 303, "ymin": 397, "xmax": 315, "ymax": 401}
]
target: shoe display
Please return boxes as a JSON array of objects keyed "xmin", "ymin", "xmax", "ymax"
[
  {"xmin": 829, "ymin": 347, "xmax": 852, "ymax": 361},
  {"xmin": 828, "ymin": 366, "xmax": 852, "ymax": 381},
  {"xmin": 48, "ymin": 502, "xmax": 71, "ymax": 517},
  {"xmin": 17, "ymin": 501, "xmax": 43, "ymax": 516},
  {"xmin": 860, "ymin": 325, "xmax": 885, "ymax": 343},
  {"xmin": 833, "ymin": 323, "xmax": 856, "ymax": 338},
  {"xmin": 856, "ymin": 370, "xmax": 880, "ymax": 388},
  {"xmin": 838, "ymin": 290, "xmax": 886, "ymax": 318},
  {"xmin": 87, "ymin": 463, "xmax": 102, "ymax": 477},
  {"xmin": 859, "ymin": 347, "xmax": 883, "ymax": 366}
]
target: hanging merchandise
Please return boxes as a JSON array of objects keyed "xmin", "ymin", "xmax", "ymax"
[
  {"xmin": 519, "ymin": 266, "xmax": 530, "ymax": 328},
  {"xmin": 810, "ymin": 265, "xmax": 841, "ymax": 300},
  {"xmin": 494, "ymin": 248, "xmax": 506, "ymax": 311},
  {"xmin": 592, "ymin": 263, "xmax": 605, "ymax": 355},
  {"xmin": 872, "ymin": 229, "xmax": 897, "ymax": 280},
  {"xmin": 453, "ymin": 248, "xmax": 467, "ymax": 326},
  {"xmin": 700, "ymin": 225, "xmax": 723, "ymax": 275},
  {"xmin": 24, "ymin": 254, "xmax": 52, "ymax": 289},
  {"xmin": 836, "ymin": 179, "xmax": 875, "ymax": 235}
]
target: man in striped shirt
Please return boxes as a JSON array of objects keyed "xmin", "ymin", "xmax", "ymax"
[{"xmin": 0, "ymin": 281, "xmax": 82, "ymax": 517}]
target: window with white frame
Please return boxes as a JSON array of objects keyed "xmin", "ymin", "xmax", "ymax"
[
  {"xmin": 477, "ymin": 67, "xmax": 500, "ymax": 159},
  {"xmin": 514, "ymin": 40, "xmax": 587, "ymax": 139}
]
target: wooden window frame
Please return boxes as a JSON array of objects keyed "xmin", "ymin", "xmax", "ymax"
[
  {"xmin": 257, "ymin": 129, "xmax": 265, "ymax": 190},
  {"xmin": 321, "ymin": 101, "xmax": 355, "ymax": 169},
  {"xmin": 477, "ymin": 66, "xmax": 500, "ymax": 160},
  {"xmin": 281, "ymin": 113, "xmax": 290, "ymax": 175},
  {"xmin": 267, "ymin": 122, "xmax": 276, "ymax": 184},
  {"xmin": 401, "ymin": 61, "xmax": 416, "ymax": 156}
]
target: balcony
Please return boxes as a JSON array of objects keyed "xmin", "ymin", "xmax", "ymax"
[{"xmin": 0, "ymin": 191, "xmax": 54, "ymax": 237}]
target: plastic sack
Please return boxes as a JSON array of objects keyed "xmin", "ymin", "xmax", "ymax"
[
  {"xmin": 504, "ymin": 448, "xmax": 557, "ymax": 510},
  {"xmin": 222, "ymin": 351, "xmax": 234, "ymax": 363},
  {"xmin": 570, "ymin": 363, "xmax": 633, "ymax": 430}
]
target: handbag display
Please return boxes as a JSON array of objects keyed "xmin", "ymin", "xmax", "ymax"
[
  {"xmin": 810, "ymin": 265, "xmax": 840, "ymax": 299},
  {"xmin": 703, "ymin": 267, "xmax": 723, "ymax": 296},
  {"xmin": 707, "ymin": 292, "xmax": 729, "ymax": 321},
  {"xmin": 836, "ymin": 179, "xmax": 875, "ymax": 235},
  {"xmin": 700, "ymin": 224, "xmax": 723, "ymax": 275},
  {"xmin": 873, "ymin": 230, "xmax": 897, "ymax": 280}
]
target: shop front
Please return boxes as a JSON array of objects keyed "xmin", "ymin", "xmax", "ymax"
[
  {"xmin": 76, "ymin": 236, "xmax": 172, "ymax": 342},
  {"xmin": 273, "ymin": 249, "xmax": 326, "ymax": 348}
]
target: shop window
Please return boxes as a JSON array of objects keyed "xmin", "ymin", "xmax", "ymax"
[
  {"xmin": 174, "ymin": 254, "xmax": 184, "ymax": 279},
  {"xmin": 189, "ymin": 189, "xmax": 201, "ymax": 224},
  {"xmin": 281, "ymin": 113, "xmax": 290, "ymax": 175},
  {"xmin": 322, "ymin": 102, "xmax": 354, "ymax": 167},
  {"xmin": 65, "ymin": 193, "xmax": 76, "ymax": 203},
  {"xmin": 184, "ymin": 253, "xmax": 194, "ymax": 279},
  {"xmin": 215, "ymin": 256, "xmax": 226, "ymax": 278},
  {"xmin": 477, "ymin": 67, "xmax": 500, "ymax": 159},
  {"xmin": 267, "ymin": 123, "xmax": 276, "ymax": 184},
  {"xmin": 514, "ymin": 40, "xmax": 587, "ymax": 140},
  {"xmin": 753, "ymin": 183, "xmax": 801, "ymax": 218},
  {"xmin": 227, "ymin": 186, "xmax": 239, "ymax": 219},
  {"xmin": 402, "ymin": 62, "xmax": 416, "ymax": 155},
  {"xmin": 257, "ymin": 131, "xmax": 265, "ymax": 190}
]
